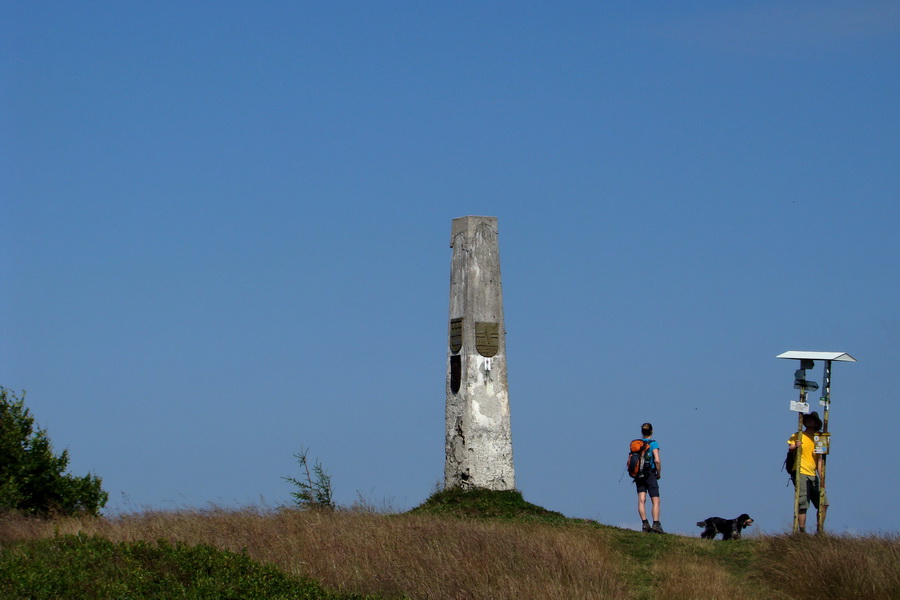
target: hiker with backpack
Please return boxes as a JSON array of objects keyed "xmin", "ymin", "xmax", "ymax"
[
  {"xmin": 628, "ymin": 422, "xmax": 664, "ymax": 534},
  {"xmin": 787, "ymin": 411, "xmax": 828, "ymax": 533}
]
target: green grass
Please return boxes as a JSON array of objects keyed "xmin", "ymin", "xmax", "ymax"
[
  {"xmin": 411, "ymin": 489, "xmax": 898, "ymax": 600},
  {"xmin": 0, "ymin": 533, "xmax": 374, "ymax": 600},
  {"xmin": 603, "ymin": 524, "xmax": 680, "ymax": 593},
  {"xmin": 408, "ymin": 486, "xmax": 568, "ymax": 522},
  {"xmin": 411, "ymin": 488, "xmax": 764, "ymax": 600}
]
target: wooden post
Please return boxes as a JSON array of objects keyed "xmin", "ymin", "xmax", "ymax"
[
  {"xmin": 817, "ymin": 360, "xmax": 832, "ymax": 534},
  {"xmin": 792, "ymin": 388, "xmax": 806, "ymax": 534}
]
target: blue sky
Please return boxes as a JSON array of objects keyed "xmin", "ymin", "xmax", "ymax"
[{"xmin": 3, "ymin": 1, "xmax": 898, "ymax": 535}]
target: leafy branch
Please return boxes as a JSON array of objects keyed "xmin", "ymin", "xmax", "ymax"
[{"xmin": 282, "ymin": 446, "xmax": 334, "ymax": 510}]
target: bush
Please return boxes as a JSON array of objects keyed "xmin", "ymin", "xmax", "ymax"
[
  {"xmin": 0, "ymin": 388, "xmax": 108, "ymax": 516},
  {"xmin": 0, "ymin": 534, "xmax": 362, "ymax": 599}
]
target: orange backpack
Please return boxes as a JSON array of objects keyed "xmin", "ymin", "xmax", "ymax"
[{"xmin": 626, "ymin": 439, "xmax": 651, "ymax": 479}]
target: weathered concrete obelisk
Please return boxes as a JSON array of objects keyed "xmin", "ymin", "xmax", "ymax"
[{"xmin": 445, "ymin": 216, "xmax": 515, "ymax": 490}]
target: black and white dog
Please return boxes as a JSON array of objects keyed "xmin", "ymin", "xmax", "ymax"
[{"xmin": 696, "ymin": 514, "xmax": 754, "ymax": 540}]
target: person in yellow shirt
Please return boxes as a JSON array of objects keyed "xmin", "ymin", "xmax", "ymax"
[{"xmin": 787, "ymin": 411, "xmax": 828, "ymax": 533}]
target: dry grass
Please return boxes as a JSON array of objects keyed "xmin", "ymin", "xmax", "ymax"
[
  {"xmin": 650, "ymin": 544, "xmax": 775, "ymax": 600},
  {"xmin": 3, "ymin": 507, "xmax": 898, "ymax": 600},
  {"xmin": 1, "ymin": 507, "xmax": 630, "ymax": 600},
  {"xmin": 757, "ymin": 533, "xmax": 900, "ymax": 600}
]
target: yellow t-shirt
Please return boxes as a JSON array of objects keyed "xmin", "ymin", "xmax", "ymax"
[{"xmin": 787, "ymin": 431, "xmax": 817, "ymax": 476}]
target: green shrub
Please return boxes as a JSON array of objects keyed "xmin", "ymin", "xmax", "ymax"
[
  {"xmin": 0, "ymin": 388, "xmax": 108, "ymax": 516},
  {"xmin": 0, "ymin": 534, "xmax": 371, "ymax": 599}
]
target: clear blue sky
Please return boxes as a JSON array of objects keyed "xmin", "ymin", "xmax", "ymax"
[{"xmin": 3, "ymin": 2, "xmax": 898, "ymax": 535}]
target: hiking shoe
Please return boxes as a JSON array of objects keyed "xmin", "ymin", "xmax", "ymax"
[
  {"xmin": 651, "ymin": 522, "xmax": 666, "ymax": 534},
  {"xmin": 642, "ymin": 522, "xmax": 652, "ymax": 533}
]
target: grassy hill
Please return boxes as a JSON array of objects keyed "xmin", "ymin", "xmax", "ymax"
[{"xmin": 1, "ymin": 489, "xmax": 897, "ymax": 599}]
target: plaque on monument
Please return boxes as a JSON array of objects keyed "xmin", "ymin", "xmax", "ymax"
[
  {"xmin": 449, "ymin": 318, "xmax": 463, "ymax": 353},
  {"xmin": 475, "ymin": 322, "xmax": 499, "ymax": 357}
]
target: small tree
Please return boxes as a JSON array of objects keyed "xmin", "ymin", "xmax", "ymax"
[
  {"xmin": 0, "ymin": 387, "xmax": 108, "ymax": 516},
  {"xmin": 282, "ymin": 446, "xmax": 334, "ymax": 510}
]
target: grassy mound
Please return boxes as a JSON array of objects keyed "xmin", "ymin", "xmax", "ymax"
[{"xmin": 409, "ymin": 487, "xmax": 568, "ymax": 522}]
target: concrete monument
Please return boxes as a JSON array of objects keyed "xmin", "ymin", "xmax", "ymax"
[{"xmin": 445, "ymin": 216, "xmax": 515, "ymax": 490}]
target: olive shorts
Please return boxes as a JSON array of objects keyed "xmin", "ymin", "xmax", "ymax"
[{"xmin": 796, "ymin": 474, "xmax": 828, "ymax": 510}]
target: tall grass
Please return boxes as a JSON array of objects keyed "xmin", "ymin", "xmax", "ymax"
[
  {"xmin": 757, "ymin": 533, "xmax": 900, "ymax": 600},
  {"xmin": 649, "ymin": 544, "xmax": 772, "ymax": 600},
  {"xmin": 2, "ymin": 497, "xmax": 898, "ymax": 600},
  {"xmin": 1, "ymin": 507, "xmax": 628, "ymax": 600}
]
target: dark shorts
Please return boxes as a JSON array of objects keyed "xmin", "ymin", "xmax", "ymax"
[{"xmin": 635, "ymin": 473, "xmax": 659, "ymax": 498}]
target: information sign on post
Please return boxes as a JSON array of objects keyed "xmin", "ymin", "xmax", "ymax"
[
  {"xmin": 813, "ymin": 432, "xmax": 830, "ymax": 455},
  {"xmin": 790, "ymin": 401, "xmax": 810, "ymax": 413}
]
